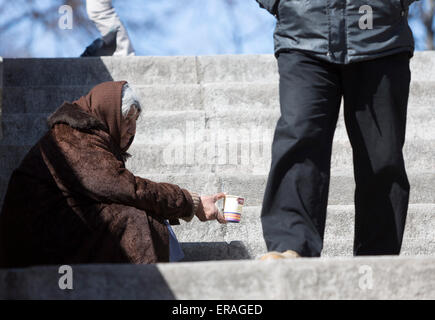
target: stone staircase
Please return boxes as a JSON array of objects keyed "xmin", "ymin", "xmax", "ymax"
[
  {"xmin": 0, "ymin": 53, "xmax": 434, "ymax": 299},
  {"xmin": 1, "ymin": 256, "xmax": 434, "ymax": 299}
]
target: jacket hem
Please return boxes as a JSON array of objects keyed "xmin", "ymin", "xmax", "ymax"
[{"xmin": 275, "ymin": 46, "xmax": 414, "ymax": 64}]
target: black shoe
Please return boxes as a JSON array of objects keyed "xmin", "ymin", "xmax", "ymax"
[{"xmin": 80, "ymin": 27, "xmax": 118, "ymax": 57}]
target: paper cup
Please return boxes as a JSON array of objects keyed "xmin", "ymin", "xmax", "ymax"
[{"xmin": 223, "ymin": 195, "xmax": 245, "ymax": 223}]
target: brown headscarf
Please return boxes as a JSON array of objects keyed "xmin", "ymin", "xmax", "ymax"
[{"xmin": 73, "ymin": 80, "xmax": 127, "ymax": 149}]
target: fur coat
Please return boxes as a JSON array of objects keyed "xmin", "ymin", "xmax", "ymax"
[{"xmin": 0, "ymin": 82, "xmax": 199, "ymax": 268}]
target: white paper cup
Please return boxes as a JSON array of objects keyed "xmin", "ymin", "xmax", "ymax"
[{"xmin": 223, "ymin": 195, "xmax": 245, "ymax": 223}]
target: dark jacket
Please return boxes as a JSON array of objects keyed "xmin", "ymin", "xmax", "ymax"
[
  {"xmin": 257, "ymin": 0, "xmax": 419, "ymax": 64},
  {"xmin": 0, "ymin": 102, "xmax": 196, "ymax": 268}
]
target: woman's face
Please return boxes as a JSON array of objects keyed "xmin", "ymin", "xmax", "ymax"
[{"xmin": 120, "ymin": 106, "xmax": 140, "ymax": 151}]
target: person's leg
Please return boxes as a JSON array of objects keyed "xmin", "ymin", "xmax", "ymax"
[
  {"xmin": 86, "ymin": 0, "xmax": 135, "ymax": 56},
  {"xmin": 164, "ymin": 220, "xmax": 185, "ymax": 262},
  {"xmin": 341, "ymin": 52, "xmax": 411, "ymax": 255},
  {"xmin": 68, "ymin": 203, "xmax": 168, "ymax": 264},
  {"xmin": 261, "ymin": 51, "xmax": 342, "ymax": 257}
]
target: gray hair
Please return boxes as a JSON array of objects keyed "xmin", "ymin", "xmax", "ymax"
[{"xmin": 121, "ymin": 83, "xmax": 141, "ymax": 119}]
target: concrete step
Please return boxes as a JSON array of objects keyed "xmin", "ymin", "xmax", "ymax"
[
  {"xmin": 1, "ymin": 256, "xmax": 434, "ymax": 299},
  {"xmin": 2, "ymin": 57, "xmax": 200, "ymax": 86},
  {"xmin": 1, "ymin": 55, "xmax": 278, "ymax": 87},
  {"xmin": 2, "ymin": 52, "xmax": 435, "ymax": 88},
  {"xmin": 1, "ymin": 150, "xmax": 433, "ymax": 211},
  {"xmin": 2, "ymin": 80, "xmax": 435, "ymax": 115},
  {"xmin": 1, "ymin": 169, "xmax": 432, "ymax": 217},
  {"xmin": 1, "ymin": 138, "xmax": 433, "ymax": 174},
  {"xmin": 179, "ymin": 237, "xmax": 435, "ymax": 261},
  {"xmin": 125, "ymin": 138, "xmax": 434, "ymax": 174},
  {"xmin": 130, "ymin": 172, "xmax": 435, "ymax": 206},
  {"xmin": 171, "ymin": 204, "xmax": 435, "ymax": 245},
  {"xmin": 135, "ymin": 107, "xmax": 434, "ymax": 144},
  {"xmin": 174, "ymin": 204, "xmax": 435, "ymax": 260},
  {"xmin": 2, "ymin": 84, "xmax": 203, "ymax": 114},
  {"xmin": 1, "ymin": 105, "xmax": 433, "ymax": 146}
]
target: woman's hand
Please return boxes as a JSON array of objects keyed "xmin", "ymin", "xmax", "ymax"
[{"xmin": 196, "ymin": 192, "xmax": 227, "ymax": 224}]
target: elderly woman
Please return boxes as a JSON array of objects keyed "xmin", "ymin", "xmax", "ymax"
[{"xmin": 0, "ymin": 81, "xmax": 225, "ymax": 268}]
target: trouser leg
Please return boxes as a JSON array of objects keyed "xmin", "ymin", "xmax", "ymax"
[
  {"xmin": 341, "ymin": 52, "xmax": 411, "ymax": 255},
  {"xmin": 261, "ymin": 51, "xmax": 342, "ymax": 257},
  {"xmin": 86, "ymin": 0, "xmax": 135, "ymax": 56}
]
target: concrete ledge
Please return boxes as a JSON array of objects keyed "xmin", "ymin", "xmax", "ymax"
[
  {"xmin": 0, "ymin": 256, "xmax": 433, "ymax": 299},
  {"xmin": 3, "ymin": 52, "xmax": 434, "ymax": 87}
]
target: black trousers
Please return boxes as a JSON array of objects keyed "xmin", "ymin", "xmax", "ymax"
[{"xmin": 261, "ymin": 50, "xmax": 411, "ymax": 257}]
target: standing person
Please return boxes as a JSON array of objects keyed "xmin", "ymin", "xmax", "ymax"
[
  {"xmin": 86, "ymin": 0, "xmax": 135, "ymax": 56},
  {"xmin": 257, "ymin": 0, "xmax": 419, "ymax": 259}
]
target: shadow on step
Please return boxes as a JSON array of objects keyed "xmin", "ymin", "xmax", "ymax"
[
  {"xmin": 0, "ymin": 57, "xmax": 116, "ymax": 211},
  {"xmin": 1, "ymin": 264, "xmax": 177, "ymax": 299},
  {"xmin": 180, "ymin": 241, "xmax": 251, "ymax": 261}
]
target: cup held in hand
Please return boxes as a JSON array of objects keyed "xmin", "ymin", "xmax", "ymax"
[{"xmin": 223, "ymin": 195, "xmax": 245, "ymax": 223}]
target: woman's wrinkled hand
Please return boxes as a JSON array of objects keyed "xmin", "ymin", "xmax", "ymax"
[{"xmin": 196, "ymin": 192, "xmax": 227, "ymax": 224}]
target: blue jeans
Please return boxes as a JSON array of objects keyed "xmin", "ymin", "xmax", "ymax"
[{"xmin": 164, "ymin": 220, "xmax": 184, "ymax": 262}]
